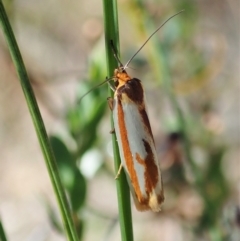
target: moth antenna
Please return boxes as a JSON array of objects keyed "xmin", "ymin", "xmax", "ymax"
[
  {"xmin": 124, "ymin": 10, "xmax": 184, "ymax": 69},
  {"xmin": 78, "ymin": 76, "xmax": 112, "ymax": 103},
  {"xmin": 110, "ymin": 40, "xmax": 124, "ymax": 67}
]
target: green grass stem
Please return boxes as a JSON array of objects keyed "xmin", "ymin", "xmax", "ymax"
[
  {"xmin": 0, "ymin": 218, "xmax": 8, "ymax": 241},
  {"xmin": 102, "ymin": 1, "xmax": 134, "ymax": 241},
  {"xmin": 0, "ymin": 1, "xmax": 79, "ymax": 240}
]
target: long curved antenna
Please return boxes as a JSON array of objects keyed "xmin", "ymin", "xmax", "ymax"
[
  {"xmin": 110, "ymin": 40, "xmax": 124, "ymax": 67},
  {"xmin": 78, "ymin": 76, "xmax": 113, "ymax": 103},
  {"xmin": 124, "ymin": 10, "xmax": 184, "ymax": 69}
]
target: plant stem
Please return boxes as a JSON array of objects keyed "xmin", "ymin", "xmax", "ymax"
[
  {"xmin": 0, "ymin": 2, "xmax": 79, "ymax": 240},
  {"xmin": 102, "ymin": 1, "xmax": 134, "ymax": 241},
  {"xmin": 0, "ymin": 218, "xmax": 8, "ymax": 241}
]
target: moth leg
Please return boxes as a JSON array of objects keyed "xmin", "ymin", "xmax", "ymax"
[
  {"xmin": 115, "ymin": 164, "xmax": 123, "ymax": 179},
  {"xmin": 107, "ymin": 97, "xmax": 115, "ymax": 133},
  {"xmin": 108, "ymin": 82, "xmax": 116, "ymax": 92},
  {"xmin": 109, "ymin": 128, "xmax": 115, "ymax": 134},
  {"xmin": 107, "ymin": 97, "xmax": 114, "ymax": 111}
]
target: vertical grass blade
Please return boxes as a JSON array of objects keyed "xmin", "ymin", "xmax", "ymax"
[
  {"xmin": 0, "ymin": 2, "xmax": 78, "ymax": 240},
  {"xmin": 102, "ymin": 1, "xmax": 134, "ymax": 241},
  {"xmin": 0, "ymin": 218, "xmax": 8, "ymax": 241}
]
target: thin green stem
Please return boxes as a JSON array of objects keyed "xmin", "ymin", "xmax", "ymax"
[
  {"xmin": 0, "ymin": 2, "xmax": 78, "ymax": 240},
  {"xmin": 0, "ymin": 218, "xmax": 8, "ymax": 241},
  {"xmin": 102, "ymin": 0, "xmax": 134, "ymax": 241}
]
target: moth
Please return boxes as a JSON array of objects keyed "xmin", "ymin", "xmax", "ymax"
[
  {"xmin": 79, "ymin": 11, "xmax": 183, "ymax": 212},
  {"xmin": 107, "ymin": 11, "xmax": 183, "ymax": 212},
  {"xmin": 109, "ymin": 67, "xmax": 164, "ymax": 212}
]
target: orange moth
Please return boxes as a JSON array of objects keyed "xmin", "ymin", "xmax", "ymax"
[
  {"xmin": 110, "ymin": 67, "xmax": 164, "ymax": 212},
  {"xmin": 108, "ymin": 11, "xmax": 184, "ymax": 212}
]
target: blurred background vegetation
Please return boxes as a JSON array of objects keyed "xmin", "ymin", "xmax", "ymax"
[{"xmin": 0, "ymin": 0, "xmax": 239, "ymax": 240}]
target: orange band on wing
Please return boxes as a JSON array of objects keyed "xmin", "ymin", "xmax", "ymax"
[{"xmin": 117, "ymin": 100, "xmax": 142, "ymax": 200}]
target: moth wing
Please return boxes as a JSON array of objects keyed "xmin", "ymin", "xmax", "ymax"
[{"xmin": 113, "ymin": 99, "xmax": 164, "ymax": 211}]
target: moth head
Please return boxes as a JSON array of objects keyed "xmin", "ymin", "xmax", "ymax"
[{"xmin": 114, "ymin": 67, "xmax": 131, "ymax": 86}]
